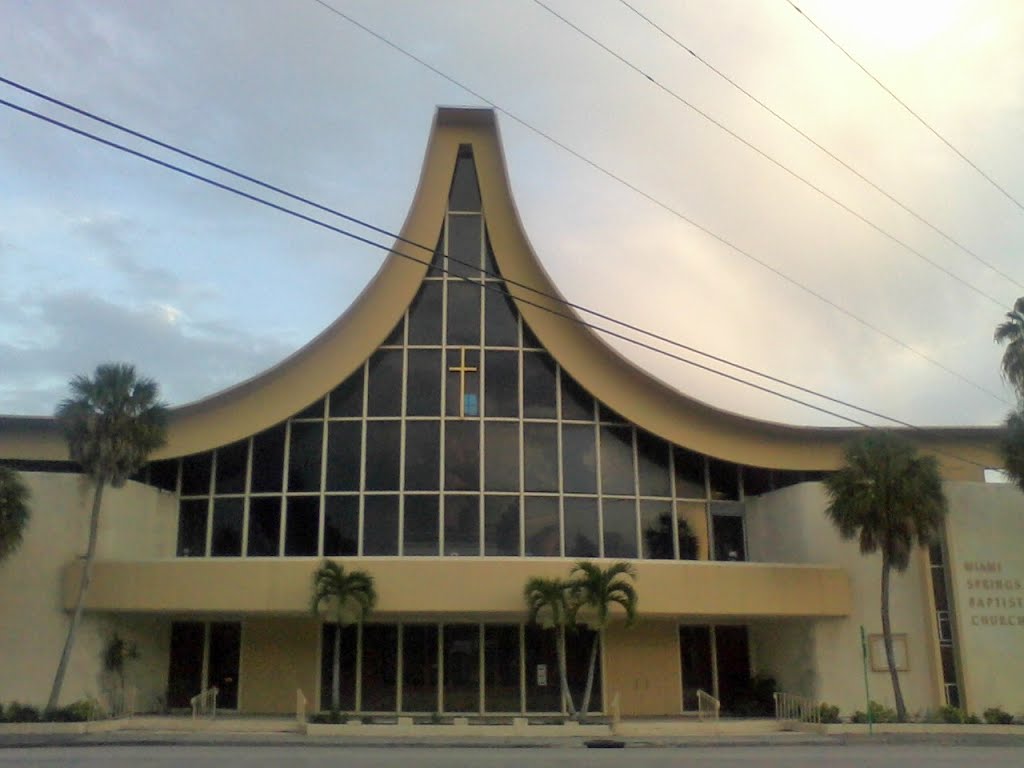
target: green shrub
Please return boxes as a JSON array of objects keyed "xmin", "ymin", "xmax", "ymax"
[
  {"xmin": 309, "ymin": 711, "xmax": 347, "ymax": 724},
  {"xmin": 851, "ymin": 700, "xmax": 897, "ymax": 723},
  {"xmin": 4, "ymin": 702, "xmax": 41, "ymax": 722},
  {"xmin": 45, "ymin": 698, "xmax": 103, "ymax": 722},
  {"xmin": 983, "ymin": 707, "xmax": 1014, "ymax": 725},
  {"xmin": 819, "ymin": 703, "xmax": 841, "ymax": 723},
  {"xmin": 965, "ymin": 713, "xmax": 982, "ymax": 724},
  {"xmin": 937, "ymin": 705, "xmax": 965, "ymax": 724}
]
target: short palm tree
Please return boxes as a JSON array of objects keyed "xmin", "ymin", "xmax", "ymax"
[
  {"xmin": 523, "ymin": 576, "xmax": 577, "ymax": 716},
  {"xmin": 569, "ymin": 561, "xmax": 638, "ymax": 720},
  {"xmin": 994, "ymin": 296, "xmax": 1024, "ymax": 398},
  {"xmin": 48, "ymin": 363, "xmax": 168, "ymax": 711},
  {"xmin": 824, "ymin": 432, "xmax": 947, "ymax": 722},
  {"xmin": 1003, "ymin": 406, "xmax": 1024, "ymax": 493},
  {"xmin": 311, "ymin": 560, "xmax": 377, "ymax": 715},
  {"xmin": 0, "ymin": 465, "xmax": 31, "ymax": 563}
]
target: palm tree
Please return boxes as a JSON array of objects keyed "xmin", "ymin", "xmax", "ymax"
[
  {"xmin": 569, "ymin": 561, "xmax": 638, "ymax": 720},
  {"xmin": 48, "ymin": 363, "xmax": 168, "ymax": 711},
  {"xmin": 523, "ymin": 576, "xmax": 577, "ymax": 717},
  {"xmin": 1003, "ymin": 406, "xmax": 1024, "ymax": 493},
  {"xmin": 824, "ymin": 432, "xmax": 947, "ymax": 722},
  {"xmin": 311, "ymin": 560, "xmax": 377, "ymax": 715},
  {"xmin": 995, "ymin": 296, "xmax": 1024, "ymax": 399},
  {"xmin": 0, "ymin": 465, "xmax": 31, "ymax": 563}
]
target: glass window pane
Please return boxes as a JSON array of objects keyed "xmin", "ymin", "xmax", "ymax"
[
  {"xmin": 367, "ymin": 349, "xmax": 403, "ymax": 417},
  {"xmin": 149, "ymin": 459, "xmax": 179, "ymax": 492},
  {"xmin": 408, "ymin": 282, "xmax": 443, "ymax": 345},
  {"xmin": 560, "ymin": 373, "xmax": 594, "ymax": 421},
  {"xmin": 329, "ymin": 369, "xmax": 364, "ymax": 418},
  {"xmin": 285, "ymin": 496, "xmax": 319, "ymax": 556},
  {"xmin": 561, "ymin": 424, "xmax": 597, "ymax": 494},
  {"xmin": 406, "ymin": 350, "xmax": 442, "ymax": 417},
  {"xmin": 449, "ymin": 150, "xmax": 481, "ymax": 212},
  {"xmin": 523, "ymin": 423, "xmax": 558, "ymax": 492},
  {"xmin": 428, "ymin": 228, "xmax": 444, "ymax": 278},
  {"xmin": 483, "ymin": 230, "xmax": 498, "ymax": 277},
  {"xmin": 602, "ymin": 499, "xmax": 637, "ymax": 558},
  {"xmin": 522, "ymin": 322, "xmax": 542, "ymax": 350},
  {"xmin": 446, "ymin": 280, "xmax": 481, "ymax": 347},
  {"xmin": 326, "ymin": 421, "xmax": 361, "ymax": 492},
  {"xmin": 485, "ymin": 289, "xmax": 518, "ymax": 347},
  {"xmin": 247, "ymin": 496, "xmax": 281, "ymax": 557},
  {"xmin": 444, "ymin": 420, "xmax": 480, "ymax": 491},
  {"xmin": 444, "ymin": 495, "xmax": 480, "ymax": 556},
  {"xmin": 600, "ymin": 426, "xmax": 635, "ymax": 496},
  {"xmin": 484, "ymin": 350, "xmax": 518, "ymax": 417},
  {"xmin": 522, "ymin": 352, "xmax": 557, "ymax": 419},
  {"xmin": 320, "ymin": 624, "xmax": 357, "ymax": 712},
  {"xmin": 673, "ymin": 447, "xmax": 705, "ymax": 498},
  {"xmin": 712, "ymin": 507, "xmax": 746, "ymax": 561},
  {"xmin": 404, "ymin": 496, "xmax": 439, "ymax": 556},
  {"xmin": 381, "ymin": 317, "xmax": 404, "ymax": 347},
  {"xmin": 177, "ymin": 499, "xmax": 208, "ymax": 557},
  {"xmin": 676, "ymin": 501, "xmax": 705, "ymax": 561},
  {"xmin": 444, "ymin": 624, "xmax": 480, "ymax": 712},
  {"xmin": 365, "ymin": 422, "xmax": 401, "ymax": 491},
  {"xmin": 564, "ymin": 497, "xmax": 599, "ymax": 558},
  {"xmin": 287, "ymin": 421, "xmax": 323, "ymax": 493},
  {"xmin": 484, "ymin": 625, "xmax": 520, "ymax": 712},
  {"xmin": 324, "ymin": 496, "xmax": 359, "ymax": 556},
  {"xmin": 405, "ymin": 421, "xmax": 440, "ymax": 491},
  {"xmin": 251, "ymin": 424, "xmax": 286, "ymax": 494},
  {"xmin": 295, "ymin": 398, "xmax": 325, "ymax": 419},
  {"xmin": 485, "ymin": 496, "xmax": 520, "ymax": 556},
  {"xmin": 181, "ymin": 451, "xmax": 212, "ymax": 496},
  {"xmin": 361, "ymin": 624, "xmax": 397, "ymax": 711},
  {"xmin": 484, "ymin": 421, "xmax": 519, "ymax": 492},
  {"xmin": 211, "ymin": 498, "xmax": 243, "ymax": 556},
  {"xmin": 215, "ymin": 440, "xmax": 248, "ymax": 495},
  {"xmin": 446, "ymin": 348, "xmax": 480, "ymax": 418},
  {"xmin": 402, "ymin": 625, "xmax": 438, "ymax": 712},
  {"xmin": 524, "ymin": 625, "xmax": 559, "ymax": 711},
  {"xmin": 742, "ymin": 467, "xmax": 773, "ymax": 497},
  {"xmin": 709, "ymin": 459, "xmax": 739, "ymax": 501},
  {"xmin": 637, "ymin": 430, "xmax": 671, "ymax": 497},
  {"xmin": 447, "ymin": 214, "xmax": 482, "ymax": 279},
  {"xmin": 363, "ymin": 495, "xmax": 399, "ymax": 556},
  {"xmin": 524, "ymin": 496, "xmax": 560, "ymax": 557},
  {"xmin": 640, "ymin": 500, "xmax": 674, "ymax": 559}
]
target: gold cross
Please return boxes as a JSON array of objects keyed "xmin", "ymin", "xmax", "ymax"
[{"xmin": 448, "ymin": 347, "xmax": 478, "ymax": 418}]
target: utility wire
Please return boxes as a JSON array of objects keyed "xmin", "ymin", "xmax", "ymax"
[
  {"xmin": 531, "ymin": 0, "xmax": 1008, "ymax": 310},
  {"xmin": 0, "ymin": 94, "xmax": 1000, "ymax": 470},
  {"xmin": 784, "ymin": 0, "xmax": 1024, "ymax": 214},
  {"xmin": 306, "ymin": 0, "xmax": 1011, "ymax": 408},
  {"xmin": 616, "ymin": 0, "xmax": 1024, "ymax": 290}
]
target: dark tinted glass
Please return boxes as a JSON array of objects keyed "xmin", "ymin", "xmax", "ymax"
[
  {"xmin": 444, "ymin": 624, "xmax": 480, "ymax": 712},
  {"xmin": 181, "ymin": 451, "xmax": 212, "ymax": 496},
  {"xmin": 447, "ymin": 214, "xmax": 482, "ymax": 278},
  {"xmin": 295, "ymin": 398, "xmax": 325, "ymax": 419},
  {"xmin": 406, "ymin": 349, "xmax": 442, "ymax": 416},
  {"xmin": 287, "ymin": 421, "xmax": 323, "ymax": 493},
  {"xmin": 712, "ymin": 509, "xmax": 745, "ymax": 561},
  {"xmin": 449, "ymin": 150, "xmax": 481, "ymax": 212},
  {"xmin": 403, "ymin": 495, "xmax": 439, "ymax": 556},
  {"xmin": 251, "ymin": 424, "xmax": 286, "ymax": 493},
  {"xmin": 602, "ymin": 499, "xmax": 637, "ymax": 558},
  {"xmin": 560, "ymin": 373, "xmax": 593, "ymax": 421},
  {"xmin": 363, "ymin": 495, "xmax": 399, "ymax": 556},
  {"xmin": 365, "ymin": 421, "xmax": 401, "ymax": 491},
  {"xmin": 444, "ymin": 420, "xmax": 479, "ymax": 491},
  {"xmin": 485, "ymin": 289, "xmax": 518, "ymax": 347},
  {"xmin": 444, "ymin": 495, "xmax": 479, "ymax": 556},
  {"xmin": 640, "ymin": 500, "xmax": 674, "ymax": 559},
  {"xmin": 367, "ymin": 349, "xmax": 403, "ymax": 417},
  {"xmin": 323, "ymin": 495, "xmax": 359, "ymax": 556},
  {"xmin": 524, "ymin": 625, "xmax": 559, "ymax": 711},
  {"xmin": 523, "ymin": 423, "xmax": 558, "ymax": 492},
  {"xmin": 484, "ymin": 421, "xmax": 519, "ymax": 492},
  {"xmin": 522, "ymin": 352, "xmax": 557, "ymax": 419},
  {"xmin": 215, "ymin": 440, "xmax": 248, "ymax": 495},
  {"xmin": 285, "ymin": 496, "xmax": 319, "ymax": 556},
  {"xmin": 524, "ymin": 496, "xmax": 560, "ymax": 556},
  {"xmin": 381, "ymin": 317, "xmax": 404, "ymax": 346},
  {"xmin": 484, "ymin": 625, "xmax": 520, "ymax": 712},
  {"xmin": 485, "ymin": 496, "xmax": 520, "ymax": 556},
  {"xmin": 484, "ymin": 350, "xmax": 518, "ymax": 417},
  {"xmin": 319, "ymin": 624, "xmax": 357, "ymax": 712},
  {"xmin": 329, "ymin": 369, "xmax": 364, "ymax": 417},
  {"xmin": 150, "ymin": 459, "xmax": 179, "ymax": 492},
  {"xmin": 521, "ymin": 322, "xmax": 542, "ymax": 350},
  {"xmin": 408, "ymin": 282, "xmax": 443, "ymax": 345},
  {"xmin": 709, "ymin": 459, "xmax": 740, "ymax": 500},
  {"xmin": 673, "ymin": 447, "xmax": 705, "ymax": 498},
  {"xmin": 742, "ymin": 466, "xmax": 773, "ymax": 496},
  {"xmin": 561, "ymin": 424, "xmax": 597, "ymax": 494},
  {"xmin": 361, "ymin": 624, "xmax": 398, "ymax": 711},
  {"xmin": 211, "ymin": 498, "xmax": 243, "ymax": 556},
  {"xmin": 325, "ymin": 421, "xmax": 361, "ymax": 492},
  {"xmin": 428, "ymin": 228, "xmax": 444, "ymax": 278},
  {"xmin": 483, "ymin": 231, "xmax": 498, "ymax": 277},
  {"xmin": 402, "ymin": 625, "xmax": 438, "ymax": 711},
  {"xmin": 405, "ymin": 421, "xmax": 440, "ymax": 491},
  {"xmin": 636, "ymin": 430, "xmax": 671, "ymax": 497},
  {"xmin": 600, "ymin": 426, "xmax": 635, "ymax": 496},
  {"xmin": 598, "ymin": 403, "xmax": 626, "ymax": 424},
  {"xmin": 176, "ymin": 499, "xmax": 208, "ymax": 557},
  {"xmin": 563, "ymin": 497, "xmax": 599, "ymax": 558},
  {"xmin": 445, "ymin": 348, "xmax": 480, "ymax": 418},
  {"xmin": 247, "ymin": 496, "xmax": 281, "ymax": 556},
  {"xmin": 446, "ymin": 281, "xmax": 481, "ymax": 346}
]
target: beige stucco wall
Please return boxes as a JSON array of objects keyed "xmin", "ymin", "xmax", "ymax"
[
  {"xmin": 240, "ymin": 618, "xmax": 319, "ymax": 714},
  {"xmin": 943, "ymin": 482, "xmax": 1024, "ymax": 716},
  {"xmin": 746, "ymin": 482, "xmax": 941, "ymax": 716},
  {"xmin": 0, "ymin": 472, "xmax": 176, "ymax": 710},
  {"xmin": 604, "ymin": 621, "xmax": 682, "ymax": 716}
]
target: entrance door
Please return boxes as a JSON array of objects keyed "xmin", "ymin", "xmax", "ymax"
[
  {"xmin": 715, "ymin": 625, "xmax": 751, "ymax": 714},
  {"xmin": 207, "ymin": 622, "xmax": 241, "ymax": 710},
  {"xmin": 679, "ymin": 625, "xmax": 713, "ymax": 711},
  {"xmin": 166, "ymin": 621, "xmax": 241, "ymax": 710}
]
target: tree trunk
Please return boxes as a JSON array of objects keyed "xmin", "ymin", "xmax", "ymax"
[
  {"xmin": 47, "ymin": 478, "xmax": 105, "ymax": 712},
  {"xmin": 577, "ymin": 631, "xmax": 600, "ymax": 722},
  {"xmin": 881, "ymin": 555, "xmax": 908, "ymax": 721},
  {"xmin": 331, "ymin": 622, "xmax": 342, "ymax": 715},
  {"xmin": 557, "ymin": 627, "xmax": 576, "ymax": 716}
]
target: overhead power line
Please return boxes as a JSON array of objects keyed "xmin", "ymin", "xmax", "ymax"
[
  {"xmin": 0, "ymin": 89, "xmax": 1002, "ymax": 470},
  {"xmin": 615, "ymin": 0, "xmax": 1024, "ymax": 291},
  {"xmin": 305, "ymin": 0, "xmax": 1011, "ymax": 408},
  {"xmin": 784, "ymin": 0, "xmax": 1024, "ymax": 214},
  {"xmin": 531, "ymin": 0, "xmax": 1009, "ymax": 310}
]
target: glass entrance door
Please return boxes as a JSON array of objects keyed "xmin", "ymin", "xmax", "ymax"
[
  {"xmin": 207, "ymin": 622, "xmax": 241, "ymax": 710},
  {"xmin": 166, "ymin": 621, "xmax": 241, "ymax": 710},
  {"xmin": 679, "ymin": 625, "xmax": 714, "ymax": 711}
]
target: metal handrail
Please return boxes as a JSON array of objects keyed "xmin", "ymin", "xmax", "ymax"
[
  {"xmin": 696, "ymin": 689, "xmax": 720, "ymax": 722},
  {"xmin": 296, "ymin": 688, "xmax": 307, "ymax": 724},
  {"xmin": 190, "ymin": 686, "xmax": 219, "ymax": 720},
  {"xmin": 773, "ymin": 691, "xmax": 821, "ymax": 725}
]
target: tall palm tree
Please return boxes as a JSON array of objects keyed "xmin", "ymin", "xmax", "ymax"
[
  {"xmin": 48, "ymin": 363, "xmax": 167, "ymax": 711},
  {"xmin": 569, "ymin": 561, "xmax": 638, "ymax": 720},
  {"xmin": 824, "ymin": 432, "xmax": 947, "ymax": 722},
  {"xmin": 0, "ymin": 465, "xmax": 31, "ymax": 563},
  {"xmin": 995, "ymin": 296, "xmax": 1024, "ymax": 399},
  {"xmin": 1003, "ymin": 406, "xmax": 1024, "ymax": 493},
  {"xmin": 311, "ymin": 560, "xmax": 377, "ymax": 715},
  {"xmin": 523, "ymin": 576, "xmax": 577, "ymax": 717}
]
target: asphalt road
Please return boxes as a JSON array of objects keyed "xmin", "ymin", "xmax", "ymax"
[{"xmin": 2, "ymin": 745, "xmax": 1023, "ymax": 767}]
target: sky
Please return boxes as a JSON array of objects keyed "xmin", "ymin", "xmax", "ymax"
[{"xmin": 1, "ymin": 0, "xmax": 1022, "ymax": 429}]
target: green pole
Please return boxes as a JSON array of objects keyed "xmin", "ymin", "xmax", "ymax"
[{"xmin": 860, "ymin": 625, "xmax": 873, "ymax": 735}]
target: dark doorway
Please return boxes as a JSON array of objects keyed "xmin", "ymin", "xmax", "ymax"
[
  {"xmin": 167, "ymin": 622, "xmax": 204, "ymax": 709},
  {"xmin": 207, "ymin": 622, "xmax": 241, "ymax": 710},
  {"xmin": 715, "ymin": 625, "xmax": 752, "ymax": 713},
  {"xmin": 679, "ymin": 625, "xmax": 713, "ymax": 711}
]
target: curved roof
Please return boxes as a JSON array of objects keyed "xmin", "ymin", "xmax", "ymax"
[{"xmin": 0, "ymin": 108, "xmax": 1001, "ymax": 478}]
